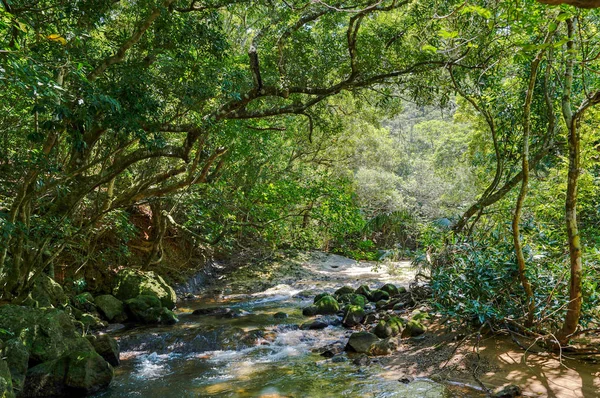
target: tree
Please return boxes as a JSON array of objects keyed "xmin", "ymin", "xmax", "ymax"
[{"xmin": 0, "ymin": 0, "xmax": 475, "ymax": 299}]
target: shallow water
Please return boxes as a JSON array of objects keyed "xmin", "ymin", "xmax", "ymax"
[{"xmin": 95, "ymin": 256, "xmax": 481, "ymax": 397}]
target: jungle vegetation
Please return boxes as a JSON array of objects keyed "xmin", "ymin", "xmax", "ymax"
[{"xmin": 2, "ymin": 0, "xmax": 600, "ymax": 347}]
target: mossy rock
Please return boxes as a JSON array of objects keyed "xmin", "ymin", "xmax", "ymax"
[
  {"xmin": 374, "ymin": 317, "xmax": 404, "ymax": 338},
  {"xmin": 342, "ymin": 305, "xmax": 365, "ymax": 327},
  {"xmin": 379, "ymin": 283, "xmax": 400, "ymax": 297},
  {"xmin": 354, "ymin": 285, "xmax": 371, "ymax": 298},
  {"xmin": 2, "ymin": 338, "xmax": 28, "ymax": 392},
  {"xmin": 374, "ymin": 320, "xmax": 393, "ymax": 338},
  {"xmin": 346, "ymin": 332, "xmax": 379, "ymax": 354},
  {"xmin": 0, "ymin": 305, "xmax": 94, "ymax": 366},
  {"xmin": 314, "ymin": 296, "xmax": 340, "ymax": 315},
  {"xmin": 125, "ymin": 295, "xmax": 178, "ymax": 324},
  {"xmin": 79, "ymin": 313, "xmax": 108, "ymax": 331},
  {"xmin": 337, "ymin": 293, "xmax": 368, "ymax": 308},
  {"xmin": 72, "ymin": 292, "xmax": 96, "ymax": 313},
  {"xmin": 86, "ymin": 335, "xmax": 120, "ymax": 367},
  {"xmin": 94, "ymin": 294, "xmax": 127, "ymax": 323},
  {"xmin": 369, "ymin": 289, "xmax": 390, "ymax": 302},
  {"xmin": 23, "ymin": 351, "xmax": 113, "ymax": 396},
  {"xmin": 401, "ymin": 319, "xmax": 427, "ymax": 338},
  {"xmin": 334, "ymin": 286, "xmax": 355, "ymax": 297},
  {"xmin": 30, "ymin": 275, "xmax": 68, "ymax": 309},
  {"xmin": 113, "ymin": 268, "xmax": 176, "ymax": 309},
  {"xmin": 0, "ymin": 359, "xmax": 13, "ymax": 398},
  {"xmin": 313, "ymin": 292, "xmax": 333, "ymax": 304},
  {"xmin": 368, "ymin": 337, "xmax": 399, "ymax": 356},
  {"xmin": 302, "ymin": 305, "xmax": 319, "ymax": 317}
]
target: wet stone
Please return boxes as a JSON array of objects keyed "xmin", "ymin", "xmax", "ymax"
[
  {"xmin": 352, "ymin": 354, "xmax": 371, "ymax": 366},
  {"xmin": 493, "ymin": 384, "xmax": 523, "ymax": 398},
  {"xmin": 273, "ymin": 312, "xmax": 288, "ymax": 319},
  {"xmin": 301, "ymin": 320, "xmax": 328, "ymax": 330}
]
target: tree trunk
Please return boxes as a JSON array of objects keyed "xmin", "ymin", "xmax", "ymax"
[{"xmin": 557, "ymin": 18, "xmax": 582, "ymax": 345}]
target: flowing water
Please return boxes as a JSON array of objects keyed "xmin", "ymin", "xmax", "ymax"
[{"xmin": 95, "ymin": 254, "xmax": 482, "ymax": 397}]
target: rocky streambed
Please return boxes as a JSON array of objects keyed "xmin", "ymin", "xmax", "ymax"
[{"xmin": 93, "ymin": 253, "xmax": 487, "ymax": 397}]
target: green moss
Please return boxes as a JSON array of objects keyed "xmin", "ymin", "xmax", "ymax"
[{"xmin": 314, "ymin": 296, "xmax": 340, "ymax": 315}]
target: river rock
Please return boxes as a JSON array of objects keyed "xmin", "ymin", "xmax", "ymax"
[
  {"xmin": 346, "ymin": 332, "xmax": 379, "ymax": 353},
  {"xmin": 313, "ymin": 292, "xmax": 333, "ymax": 303},
  {"xmin": 23, "ymin": 351, "xmax": 113, "ymax": 397},
  {"xmin": 354, "ymin": 285, "xmax": 372, "ymax": 299},
  {"xmin": 368, "ymin": 337, "xmax": 399, "ymax": 356},
  {"xmin": 78, "ymin": 313, "xmax": 108, "ymax": 331},
  {"xmin": 2, "ymin": 338, "xmax": 29, "ymax": 392},
  {"xmin": 273, "ymin": 312, "xmax": 288, "ymax": 319},
  {"xmin": 215, "ymin": 308, "xmax": 250, "ymax": 319},
  {"xmin": 369, "ymin": 289, "xmax": 390, "ymax": 302},
  {"xmin": 301, "ymin": 320, "xmax": 328, "ymax": 330},
  {"xmin": 314, "ymin": 296, "xmax": 340, "ymax": 315},
  {"xmin": 379, "ymin": 283, "xmax": 399, "ymax": 296},
  {"xmin": 316, "ymin": 342, "xmax": 346, "ymax": 358},
  {"xmin": 86, "ymin": 335, "xmax": 120, "ymax": 367},
  {"xmin": 302, "ymin": 305, "xmax": 319, "ymax": 316},
  {"xmin": 113, "ymin": 268, "xmax": 177, "ymax": 309},
  {"xmin": 95, "ymin": 294, "xmax": 127, "ymax": 323},
  {"xmin": 30, "ymin": 274, "xmax": 69, "ymax": 308},
  {"xmin": 342, "ymin": 305, "xmax": 365, "ymax": 327},
  {"xmin": 352, "ymin": 354, "xmax": 371, "ymax": 366},
  {"xmin": 337, "ymin": 293, "xmax": 367, "ymax": 308},
  {"xmin": 334, "ymin": 286, "xmax": 355, "ymax": 296},
  {"xmin": 0, "ymin": 359, "xmax": 13, "ymax": 398},
  {"xmin": 493, "ymin": 384, "xmax": 522, "ymax": 397},
  {"xmin": 401, "ymin": 319, "xmax": 426, "ymax": 338},
  {"xmin": 0, "ymin": 305, "xmax": 94, "ymax": 365},
  {"xmin": 71, "ymin": 292, "xmax": 97, "ymax": 313},
  {"xmin": 125, "ymin": 295, "xmax": 178, "ymax": 324},
  {"xmin": 374, "ymin": 316, "xmax": 404, "ymax": 338}
]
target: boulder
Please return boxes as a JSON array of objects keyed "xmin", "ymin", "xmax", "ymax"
[
  {"xmin": 315, "ymin": 342, "xmax": 345, "ymax": 358},
  {"xmin": 314, "ymin": 296, "xmax": 340, "ymax": 315},
  {"xmin": 369, "ymin": 289, "xmax": 390, "ymax": 302},
  {"xmin": 113, "ymin": 268, "xmax": 177, "ymax": 309},
  {"xmin": 125, "ymin": 295, "xmax": 178, "ymax": 325},
  {"xmin": 78, "ymin": 313, "xmax": 108, "ymax": 331},
  {"xmin": 342, "ymin": 305, "xmax": 365, "ymax": 327},
  {"xmin": 86, "ymin": 335, "xmax": 120, "ymax": 367},
  {"xmin": 313, "ymin": 292, "xmax": 335, "ymax": 304},
  {"xmin": 94, "ymin": 295, "xmax": 127, "ymax": 323},
  {"xmin": 346, "ymin": 332, "xmax": 379, "ymax": 354},
  {"xmin": 0, "ymin": 359, "xmax": 14, "ymax": 398},
  {"xmin": 401, "ymin": 319, "xmax": 426, "ymax": 338},
  {"xmin": 354, "ymin": 285, "xmax": 371, "ymax": 299},
  {"xmin": 302, "ymin": 305, "xmax": 318, "ymax": 316},
  {"xmin": 71, "ymin": 292, "xmax": 96, "ymax": 312},
  {"xmin": 369, "ymin": 337, "xmax": 399, "ymax": 356},
  {"xmin": 379, "ymin": 283, "xmax": 399, "ymax": 297},
  {"xmin": 337, "ymin": 293, "xmax": 367, "ymax": 308},
  {"xmin": 334, "ymin": 286, "xmax": 355, "ymax": 296},
  {"xmin": 0, "ymin": 305, "xmax": 94, "ymax": 366},
  {"xmin": 301, "ymin": 320, "xmax": 328, "ymax": 330},
  {"xmin": 374, "ymin": 320, "xmax": 393, "ymax": 339},
  {"xmin": 273, "ymin": 312, "xmax": 288, "ymax": 319},
  {"xmin": 2, "ymin": 338, "xmax": 29, "ymax": 392},
  {"xmin": 30, "ymin": 275, "xmax": 68, "ymax": 308},
  {"xmin": 374, "ymin": 317, "xmax": 404, "ymax": 338},
  {"xmin": 23, "ymin": 351, "xmax": 113, "ymax": 397}
]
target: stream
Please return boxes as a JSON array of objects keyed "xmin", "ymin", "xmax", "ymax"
[{"xmin": 95, "ymin": 254, "xmax": 482, "ymax": 397}]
